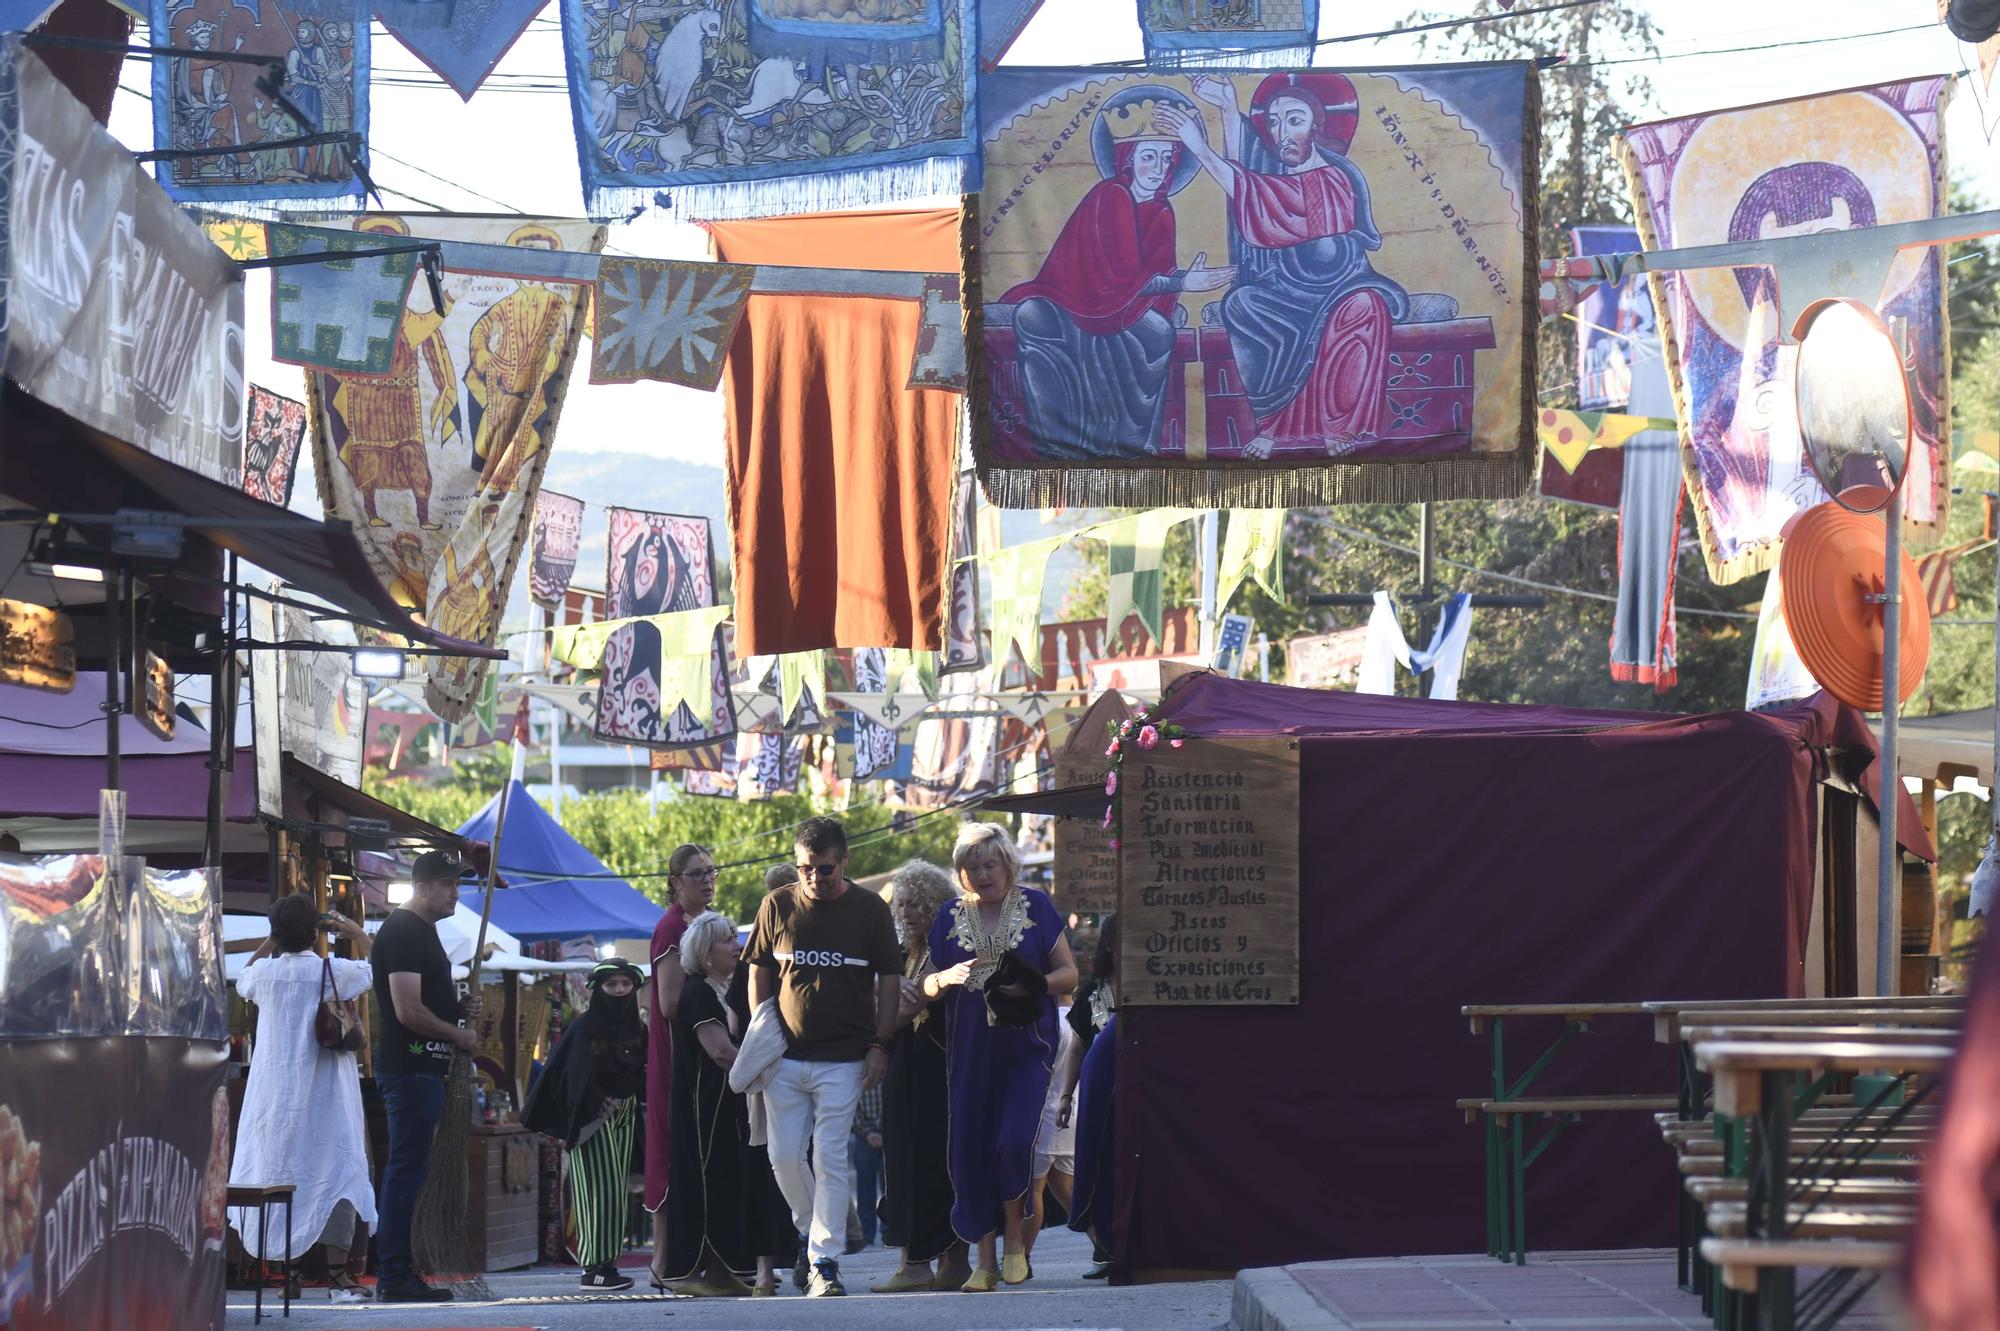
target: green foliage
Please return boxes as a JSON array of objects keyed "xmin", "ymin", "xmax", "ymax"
[{"xmin": 365, "ymin": 755, "xmax": 985, "ymax": 927}]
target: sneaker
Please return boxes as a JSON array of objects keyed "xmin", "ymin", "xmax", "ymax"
[
  {"xmin": 807, "ymin": 1258, "xmax": 846, "ymax": 1297},
  {"xmin": 581, "ymin": 1267, "xmax": 634, "ymax": 1291},
  {"xmin": 792, "ymin": 1238, "xmax": 811, "ymax": 1291},
  {"xmin": 378, "ymin": 1276, "xmax": 453, "ymax": 1303}
]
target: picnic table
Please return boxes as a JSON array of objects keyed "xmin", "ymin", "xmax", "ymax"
[{"xmin": 1690, "ymin": 1036, "xmax": 1955, "ymax": 1330}]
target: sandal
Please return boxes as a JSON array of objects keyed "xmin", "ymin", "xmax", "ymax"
[{"xmin": 329, "ymin": 1273, "xmax": 372, "ymax": 1302}]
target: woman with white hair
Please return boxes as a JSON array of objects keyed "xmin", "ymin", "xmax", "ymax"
[
  {"xmin": 869, "ymin": 861, "xmax": 972, "ymax": 1293},
  {"xmin": 920, "ymin": 822, "xmax": 1078, "ymax": 1291},
  {"xmin": 660, "ymin": 910, "xmax": 760, "ymax": 1297}
]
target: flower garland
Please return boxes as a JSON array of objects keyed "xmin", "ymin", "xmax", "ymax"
[{"xmin": 1100, "ymin": 705, "xmax": 1188, "ymax": 853}]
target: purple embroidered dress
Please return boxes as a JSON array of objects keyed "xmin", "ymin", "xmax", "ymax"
[{"xmin": 927, "ymin": 885, "xmax": 1064, "ymax": 1242}]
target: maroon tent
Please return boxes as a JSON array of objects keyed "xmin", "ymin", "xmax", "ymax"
[{"xmin": 1105, "ymin": 675, "xmax": 1930, "ymax": 1274}]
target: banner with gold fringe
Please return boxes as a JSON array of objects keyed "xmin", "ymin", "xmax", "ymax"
[{"xmin": 970, "ymin": 63, "xmax": 1539, "ymax": 508}]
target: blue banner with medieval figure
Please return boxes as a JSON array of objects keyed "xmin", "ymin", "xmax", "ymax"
[
  {"xmin": 971, "ymin": 63, "xmax": 1539, "ymax": 508},
  {"xmin": 558, "ymin": 0, "xmax": 981, "ymax": 219},
  {"xmin": 150, "ymin": 0, "xmax": 368, "ymax": 204}
]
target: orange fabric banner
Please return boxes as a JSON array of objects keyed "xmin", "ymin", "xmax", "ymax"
[{"xmin": 708, "ymin": 208, "xmax": 962, "ymax": 657}]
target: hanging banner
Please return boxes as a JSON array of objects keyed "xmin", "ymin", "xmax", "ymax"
[
  {"xmin": 556, "ymin": 0, "xmax": 980, "ymax": 219},
  {"xmin": 589, "ymin": 258, "xmax": 753, "ymax": 390},
  {"xmin": 593, "ymin": 509, "xmax": 736, "ymax": 750},
  {"xmin": 307, "ymin": 215, "xmax": 603, "ymax": 723},
  {"xmin": 847, "ymin": 647, "xmax": 900, "ymax": 780},
  {"xmin": 884, "ymin": 669, "xmax": 1002, "ymax": 809},
  {"xmin": 527, "ymin": 489, "xmax": 585, "ymax": 611},
  {"xmin": 377, "ymin": 0, "xmax": 549, "ymax": 100},
  {"xmin": 942, "ymin": 468, "xmax": 984, "ymax": 674},
  {"xmin": 979, "ymin": 0, "xmax": 1046, "ymax": 67},
  {"xmin": 1017, "ymin": 606, "xmax": 1201, "ymax": 691},
  {"xmin": 1137, "ymin": 0, "xmax": 1319, "ymax": 64},
  {"xmin": 0, "ymin": 1038, "xmax": 229, "ymax": 1331},
  {"xmin": 1538, "ymin": 222, "xmax": 1655, "ymax": 511},
  {"xmin": 1745, "ymin": 570, "xmax": 1821, "ymax": 712},
  {"xmin": 1618, "ymin": 78, "xmax": 1951, "ymax": 584},
  {"xmin": 264, "ymin": 601, "xmax": 369, "ymax": 791},
  {"xmin": 241, "ymin": 386, "xmax": 309, "ymax": 509},
  {"xmin": 973, "ymin": 63, "xmax": 1537, "ymax": 508},
  {"xmin": 8, "ymin": 46, "xmax": 245, "ymax": 487},
  {"xmin": 149, "ymin": 1, "xmax": 367, "ymax": 204}
]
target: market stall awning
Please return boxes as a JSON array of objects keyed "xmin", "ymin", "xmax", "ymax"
[
  {"xmin": 281, "ymin": 755, "xmax": 469, "ymax": 853},
  {"xmin": 0, "ymin": 384, "xmax": 504, "ymax": 659},
  {"xmin": 0, "ymin": 746, "xmax": 259, "ymax": 852},
  {"xmin": 981, "ymin": 783, "xmax": 1103, "ymax": 820},
  {"xmin": 458, "ymin": 780, "xmax": 659, "ymax": 942},
  {"xmin": 1893, "ymin": 711, "xmax": 1993, "ymax": 788}
]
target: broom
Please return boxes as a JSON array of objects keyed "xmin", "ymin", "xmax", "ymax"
[{"xmin": 412, "ymin": 717, "xmax": 522, "ymax": 1300}]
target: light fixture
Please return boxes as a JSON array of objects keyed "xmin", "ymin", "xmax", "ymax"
[
  {"xmin": 387, "ymin": 881, "xmax": 414, "ymax": 905},
  {"xmin": 26, "ymin": 563, "xmax": 104, "ymax": 584},
  {"xmin": 597, "ymin": 943, "xmax": 616, "ymax": 960},
  {"xmin": 351, "ymin": 648, "xmax": 407, "ymax": 680}
]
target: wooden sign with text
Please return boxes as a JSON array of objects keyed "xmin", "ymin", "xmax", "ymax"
[
  {"xmin": 1119, "ymin": 737, "xmax": 1300, "ymax": 1005},
  {"xmin": 1052, "ymin": 755, "xmax": 1118, "ymax": 914}
]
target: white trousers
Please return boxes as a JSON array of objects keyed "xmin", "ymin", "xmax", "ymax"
[{"xmin": 763, "ymin": 1057, "xmax": 865, "ymax": 1266}]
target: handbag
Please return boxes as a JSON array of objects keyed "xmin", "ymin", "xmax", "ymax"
[
  {"xmin": 982, "ymin": 951, "xmax": 1049, "ymax": 1028},
  {"xmin": 314, "ymin": 954, "xmax": 364, "ymax": 1053}
]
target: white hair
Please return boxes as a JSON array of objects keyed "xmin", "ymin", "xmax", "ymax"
[
  {"xmin": 678, "ymin": 910, "xmax": 735, "ymax": 976},
  {"xmin": 951, "ymin": 822, "xmax": 1020, "ymax": 886}
]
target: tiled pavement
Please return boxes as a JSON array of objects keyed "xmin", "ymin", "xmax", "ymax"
[{"xmin": 1232, "ymin": 1249, "xmax": 1905, "ymax": 1330}]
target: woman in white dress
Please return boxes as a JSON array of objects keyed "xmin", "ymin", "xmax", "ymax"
[{"xmin": 230, "ymin": 894, "xmax": 377, "ymax": 1302}]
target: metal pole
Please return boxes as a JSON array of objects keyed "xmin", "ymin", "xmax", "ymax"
[
  {"xmin": 104, "ymin": 567, "xmax": 123, "ymax": 795},
  {"xmin": 1877, "ymin": 489, "xmax": 1903, "ymax": 996},
  {"xmin": 1199, "ymin": 511, "xmax": 1220, "ymax": 658}
]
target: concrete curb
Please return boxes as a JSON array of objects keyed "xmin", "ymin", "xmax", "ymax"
[{"xmin": 1231, "ymin": 1264, "xmax": 1348, "ymax": 1331}]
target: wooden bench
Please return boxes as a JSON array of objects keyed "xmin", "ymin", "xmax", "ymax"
[
  {"xmin": 1456, "ymin": 1002, "xmax": 1672, "ymax": 1266},
  {"xmin": 1685, "ymin": 1177, "xmax": 1921, "ymax": 1206},
  {"xmin": 1698, "ymin": 1236, "xmax": 1903, "ymax": 1294}
]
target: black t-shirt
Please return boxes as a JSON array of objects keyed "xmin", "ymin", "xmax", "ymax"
[
  {"xmin": 742, "ymin": 882, "xmax": 901, "ymax": 1062},
  {"xmin": 372, "ymin": 908, "xmax": 461, "ymax": 1077}
]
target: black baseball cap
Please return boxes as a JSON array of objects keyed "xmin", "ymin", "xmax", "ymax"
[{"xmin": 411, "ymin": 850, "xmax": 467, "ymax": 885}]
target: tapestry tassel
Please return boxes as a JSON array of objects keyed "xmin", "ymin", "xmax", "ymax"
[{"xmin": 597, "ymin": 155, "xmax": 973, "ymax": 223}]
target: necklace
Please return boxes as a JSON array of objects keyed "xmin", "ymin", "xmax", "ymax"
[{"xmin": 948, "ymin": 887, "xmax": 1029, "ymax": 994}]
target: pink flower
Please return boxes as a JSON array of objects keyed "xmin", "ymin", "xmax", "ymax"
[
  {"xmin": 1102, "ymin": 805, "xmax": 1114, "ymax": 830},
  {"xmin": 1137, "ymin": 725, "xmax": 1160, "ymax": 750},
  {"xmin": 1170, "ymin": 738, "xmax": 1185, "ymax": 749},
  {"xmin": 1105, "ymin": 771, "xmax": 1118, "ymax": 796},
  {"xmin": 1107, "ymin": 738, "xmax": 1120, "ymax": 756},
  {"xmin": 1108, "ymin": 839, "xmax": 1120, "ymax": 851}
]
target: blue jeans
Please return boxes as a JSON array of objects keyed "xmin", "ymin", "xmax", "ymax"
[
  {"xmin": 850, "ymin": 1132, "xmax": 882, "ymax": 1245},
  {"xmin": 376, "ymin": 1073, "xmax": 446, "ymax": 1285}
]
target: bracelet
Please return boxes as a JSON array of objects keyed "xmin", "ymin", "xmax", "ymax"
[{"xmin": 867, "ymin": 1040, "xmax": 890, "ymax": 1054}]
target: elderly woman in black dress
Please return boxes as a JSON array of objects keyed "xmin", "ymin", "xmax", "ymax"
[
  {"xmin": 869, "ymin": 860, "xmax": 973, "ymax": 1293},
  {"xmin": 661, "ymin": 910, "xmax": 760, "ymax": 1297}
]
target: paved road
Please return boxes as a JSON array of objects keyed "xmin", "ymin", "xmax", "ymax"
[{"xmin": 225, "ymin": 1228, "xmax": 1234, "ymax": 1331}]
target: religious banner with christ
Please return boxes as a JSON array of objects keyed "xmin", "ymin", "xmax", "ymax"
[
  {"xmin": 972, "ymin": 64, "xmax": 1539, "ymax": 509},
  {"xmin": 1118, "ymin": 736, "xmax": 1298, "ymax": 1004},
  {"xmin": 1617, "ymin": 78, "xmax": 1952, "ymax": 585}
]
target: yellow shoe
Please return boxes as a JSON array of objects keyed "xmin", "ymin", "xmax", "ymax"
[
  {"xmin": 870, "ymin": 1269, "xmax": 934, "ymax": 1294},
  {"xmin": 961, "ymin": 1267, "xmax": 999, "ymax": 1293},
  {"xmin": 1001, "ymin": 1251, "xmax": 1030, "ymax": 1285},
  {"xmin": 751, "ymin": 1284, "xmax": 777, "ymax": 1298}
]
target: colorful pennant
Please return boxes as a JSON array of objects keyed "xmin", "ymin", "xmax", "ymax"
[{"xmin": 268, "ymin": 223, "xmax": 422, "ymax": 378}]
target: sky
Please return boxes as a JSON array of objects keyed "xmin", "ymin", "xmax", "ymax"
[{"xmin": 105, "ymin": 0, "xmax": 2000, "ymax": 476}]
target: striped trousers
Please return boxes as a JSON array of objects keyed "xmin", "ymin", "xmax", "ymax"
[{"xmin": 570, "ymin": 1098, "xmax": 638, "ymax": 1268}]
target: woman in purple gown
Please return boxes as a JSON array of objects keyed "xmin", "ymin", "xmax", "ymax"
[{"xmin": 919, "ymin": 823, "xmax": 1079, "ymax": 1291}]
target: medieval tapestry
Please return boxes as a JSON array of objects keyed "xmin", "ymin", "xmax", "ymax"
[
  {"xmin": 308, "ymin": 215, "xmax": 604, "ymax": 722},
  {"xmin": 972, "ymin": 64, "xmax": 1539, "ymax": 509},
  {"xmin": 593, "ymin": 508, "xmax": 739, "ymax": 749},
  {"xmin": 1617, "ymin": 78, "xmax": 1951, "ymax": 585},
  {"xmin": 529, "ymin": 489, "xmax": 586, "ymax": 609},
  {"xmin": 557, "ymin": 0, "xmax": 980, "ymax": 218},
  {"xmin": 1137, "ymin": 0, "xmax": 1319, "ymax": 65},
  {"xmin": 242, "ymin": 386, "xmax": 309, "ymax": 508},
  {"xmin": 150, "ymin": 0, "xmax": 367, "ymax": 203}
]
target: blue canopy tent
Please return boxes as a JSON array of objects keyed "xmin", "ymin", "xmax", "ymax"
[{"xmin": 457, "ymin": 781, "xmax": 661, "ymax": 942}]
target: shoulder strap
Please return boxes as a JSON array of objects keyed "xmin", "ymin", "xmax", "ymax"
[{"xmin": 320, "ymin": 952, "xmax": 336, "ymax": 1003}]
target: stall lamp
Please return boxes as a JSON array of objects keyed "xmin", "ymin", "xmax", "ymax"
[
  {"xmin": 27, "ymin": 562, "xmax": 104, "ymax": 583},
  {"xmin": 351, "ymin": 648, "xmax": 407, "ymax": 680},
  {"xmin": 598, "ymin": 943, "xmax": 616, "ymax": 960},
  {"xmin": 387, "ymin": 881, "xmax": 414, "ymax": 905}
]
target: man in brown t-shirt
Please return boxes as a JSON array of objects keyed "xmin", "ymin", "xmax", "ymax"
[{"xmin": 744, "ymin": 816, "xmax": 900, "ymax": 1297}]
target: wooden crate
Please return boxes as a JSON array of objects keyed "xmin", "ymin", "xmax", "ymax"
[{"xmin": 467, "ymin": 1126, "xmax": 541, "ymax": 1272}]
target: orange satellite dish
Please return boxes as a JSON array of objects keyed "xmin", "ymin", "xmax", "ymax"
[{"xmin": 1777, "ymin": 495, "xmax": 1930, "ymax": 710}]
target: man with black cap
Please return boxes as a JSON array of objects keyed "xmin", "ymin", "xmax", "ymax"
[{"xmin": 372, "ymin": 849, "xmax": 483, "ymax": 1303}]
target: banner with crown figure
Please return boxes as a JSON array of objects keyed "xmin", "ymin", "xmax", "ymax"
[{"xmin": 971, "ymin": 64, "xmax": 1540, "ymax": 508}]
